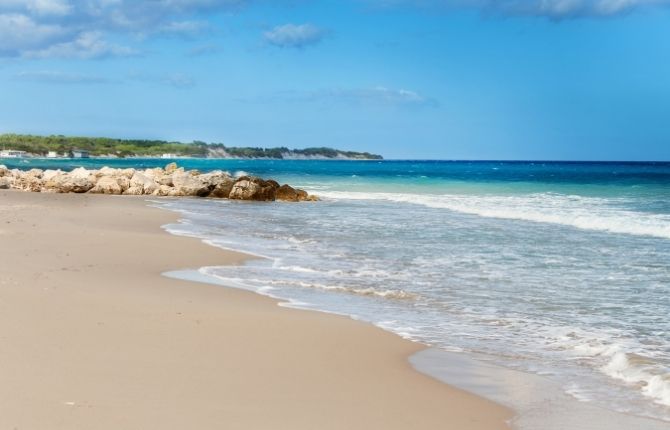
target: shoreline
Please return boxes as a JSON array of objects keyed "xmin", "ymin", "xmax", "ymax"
[
  {"xmin": 155, "ymin": 203, "xmax": 670, "ymax": 430},
  {"xmin": 0, "ymin": 190, "xmax": 511, "ymax": 429}
]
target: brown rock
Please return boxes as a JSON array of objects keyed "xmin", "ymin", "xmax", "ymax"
[{"xmin": 228, "ymin": 176, "xmax": 278, "ymax": 201}]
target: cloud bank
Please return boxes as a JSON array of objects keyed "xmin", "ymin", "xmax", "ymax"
[
  {"xmin": 370, "ymin": 0, "xmax": 670, "ymax": 18},
  {"xmin": 0, "ymin": 0, "xmax": 249, "ymax": 58}
]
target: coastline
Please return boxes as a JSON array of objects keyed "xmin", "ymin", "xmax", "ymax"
[{"xmin": 0, "ymin": 190, "xmax": 511, "ymax": 429}]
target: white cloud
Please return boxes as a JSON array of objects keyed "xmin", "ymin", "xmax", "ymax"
[
  {"xmin": 264, "ymin": 23, "xmax": 326, "ymax": 48},
  {"xmin": 0, "ymin": 13, "xmax": 67, "ymax": 55},
  {"xmin": 0, "ymin": 0, "xmax": 250, "ymax": 58},
  {"xmin": 369, "ymin": 0, "xmax": 670, "ymax": 18},
  {"xmin": 156, "ymin": 20, "xmax": 210, "ymax": 37},
  {"xmin": 272, "ymin": 86, "xmax": 438, "ymax": 107},
  {"xmin": 0, "ymin": 0, "xmax": 72, "ymax": 16},
  {"xmin": 23, "ymin": 31, "xmax": 138, "ymax": 59}
]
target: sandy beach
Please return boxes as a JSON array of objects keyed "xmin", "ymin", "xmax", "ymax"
[{"xmin": 0, "ymin": 190, "xmax": 511, "ymax": 430}]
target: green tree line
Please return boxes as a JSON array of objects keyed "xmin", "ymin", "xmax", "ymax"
[{"xmin": 0, "ymin": 134, "xmax": 382, "ymax": 159}]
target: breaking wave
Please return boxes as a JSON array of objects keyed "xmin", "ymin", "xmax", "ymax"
[{"xmin": 316, "ymin": 191, "xmax": 670, "ymax": 240}]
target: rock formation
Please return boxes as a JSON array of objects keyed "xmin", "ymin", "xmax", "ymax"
[{"xmin": 0, "ymin": 163, "xmax": 318, "ymax": 202}]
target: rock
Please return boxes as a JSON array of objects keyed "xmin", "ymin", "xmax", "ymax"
[
  {"xmin": 156, "ymin": 174, "xmax": 174, "ymax": 187},
  {"xmin": 89, "ymin": 176, "xmax": 123, "ymax": 195},
  {"xmin": 120, "ymin": 168, "xmax": 136, "ymax": 179},
  {"xmin": 42, "ymin": 170, "xmax": 62, "ymax": 182},
  {"xmin": 153, "ymin": 185, "xmax": 172, "ymax": 196},
  {"xmin": 229, "ymin": 176, "xmax": 278, "ymax": 201},
  {"xmin": 97, "ymin": 166, "xmax": 118, "ymax": 177},
  {"xmin": 276, "ymin": 184, "xmax": 299, "ymax": 202},
  {"xmin": 129, "ymin": 172, "xmax": 158, "ymax": 195},
  {"xmin": 165, "ymin": 162, "xmax": 178, "ymax": 175},
  {"xmin": 123, "ymin": 186, "xmax": 144, "ymax": 196},
  {"xmin": 13, "ymin": 170, "xmax": 44, "ymax": 192},
  {"xmin": 26, "ymin": 169, "xmax": 44, "ymax": 179},
  {"xmin": 69, "ymin": 167, "xmax": 92, "ymax": 179},
  {"xmin": 45, "ymin": 174, "xmax": 96, "ymax": 193},
  {"xmin": 209, "ymin": 177, "xmax": 235, "ymax": 198},
  {"xmin": 2, "ymin": 164, "xmax": 318, "ymax": 201},
  {"xmin": 172, "ymin": 173, "xmax": 211, "ymax": 197}
]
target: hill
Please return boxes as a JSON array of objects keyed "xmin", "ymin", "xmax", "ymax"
[{"xmin": 0, "ymin": 134, "xmax": 383, "ymax": 160}]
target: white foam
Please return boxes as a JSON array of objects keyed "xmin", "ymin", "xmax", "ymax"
[
  {"xmin": 602, "ymin": 352, "xmax": 670, "ymax": 407},
  {"xmin": 316, "ymin": 191, "xmax": 670, "ymax": 240}
]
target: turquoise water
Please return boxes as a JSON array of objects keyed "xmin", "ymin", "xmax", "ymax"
[{"xmin": 6, "ymin": 158, "xmax": 670, "ymax": 421}]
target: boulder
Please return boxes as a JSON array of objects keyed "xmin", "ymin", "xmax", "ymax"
[
  {"xmin": 0, "ymin": 177, "xmax": 11, "ymax": 189},
  {"xmin": 45, "ymin": 174, "xmax": 96, "ymax": 193},
  {"xmin": 209, "ymin": 177, "xmax": 235, "ymax": 198},
  {"xmin": 97, "ymin": 167, "xmax": 118, "ymax": 177},
  {"xmin": 123, "ymin": 186, "xmax": 144, "ymax": 196},
  {"xmin": 153, "ymin": 185, "xmax": 172, "ymax": 196},
  {"xmin": 120, "ymin": 168, "xmax": 136, "ymax": 179},
  {"xmin": 276, "ymin": 184, "xmax": 299, "ymax": 202},
  {"xmin": 172, "ymin": 173, "xmax": 211, "ymax": 197},
  {"xmin": 14, "ymin": 170, "xmax": 44, "ymax": 192},
  {"xmin": 69, "ymin": 167, "xmax": 93, "ymax": 179},
  {"xmin": 0, "ymin": 165, "xmax": 8, "ymax": 177},
  {"xmin": 115, "ymin": 176, "xmax": 131, "ymax": 193},
  {"xmin": 165, "ymin": 162, "xmax": 178, "ymax": 175},
  {"xmin": 156, "ymin": 174, "xmax": 174, "ymax": 187},
  {"xmin": 129, "ymin": 172, "xmax": 158, "ymax": 195},
  {"xmin": 229, "ymin": 176, "xmax": 279, "ymax": 201},
  {"xmin": 89, "ymin": 176, "xmax": 123, "ymax": 195},
  {"xmin": 42, "ymin": 169, "xmax": 62, "ymax": 182}
]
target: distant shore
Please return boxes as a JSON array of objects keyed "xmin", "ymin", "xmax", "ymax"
[{"xmin": 0, "ymin": 190, "xmax": 510, "ymax": 429}]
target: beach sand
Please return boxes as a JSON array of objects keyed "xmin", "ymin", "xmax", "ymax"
[{"xmin": 0, "ymin": 190, "xmax": 511, "ymax": 430}]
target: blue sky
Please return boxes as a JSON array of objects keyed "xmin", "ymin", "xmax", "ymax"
[{"xmin": 0, "ymin": 0, "xmax": 669, "ymax": 160}]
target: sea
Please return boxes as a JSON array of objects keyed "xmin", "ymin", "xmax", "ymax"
[{"xmin": 5, "ymin": 158, "xmax": 670, "ymax": 427}]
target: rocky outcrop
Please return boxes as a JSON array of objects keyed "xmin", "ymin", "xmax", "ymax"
[
  {"xmin": 229, "ymin": 177, "xmax": 278, "ymax": 201},
  {"xmin": 0, "ymin": 163, "xmax": 318, "ymax": 202}
]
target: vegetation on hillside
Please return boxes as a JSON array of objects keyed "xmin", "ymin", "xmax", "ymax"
[{"xmin": 0, "ymin": 134, "xmax": 383, "ymax": 159}]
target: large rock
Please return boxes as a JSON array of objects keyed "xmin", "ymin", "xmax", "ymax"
[
  {"xmin": 0, "ymin": 177, "xmax": 11, "ymax": 189},
  {"xmin": 209, "ymin": 177, "xmax": 235, "ymax": 198},
  {"xmin": 13, "ymin": 169, "xmax": 44, "ymax": 192},
  {"xmin": 89, "ymin": 176, "xmax": 123, "ymax": 195},
  {"xmin": 200, "ymin": 171, "xmax": 234, "ymax": 198},
  {"xmin": 171, "ymin": 173, "xmax": 211, "ymax": 197},
  {"xmin": 129, "ymin": 172, "xmax": 158, "ymax": 195},
  {"xmin": 229, "ymin": 176, "xmax": 279, "ymax": 201},
  {"xmin": 275, "ymin": 184, "xmax": 317, "ymax": 202},
  {"xmin": 45, "ymin": 174, "xmax": 96, "ymax": 193},
  {"xmin": 165, "ymin": 162, "xmax": 179, "ymax": 175},
  {"xmin": 42, "ymin": 169, "xmax": 62, "ymax": 182},
  {"xmin": 0, "ymin": 165, "xmax": 9, "ymax": 177},
  {"xmin": 153, "ymin": 185, "xmax": 172, "ymax": 196}
]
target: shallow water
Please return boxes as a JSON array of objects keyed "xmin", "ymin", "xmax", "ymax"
[{"xmin": 10, "ymin": 158, "xmax": 669, "ymax": 422}]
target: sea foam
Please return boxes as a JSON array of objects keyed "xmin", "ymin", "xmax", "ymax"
[{"xmin": 315, "ymin": 191, "xmax": 670, "ymax": 239}]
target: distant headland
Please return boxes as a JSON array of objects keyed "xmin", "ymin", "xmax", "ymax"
[{"xmin": 0, "ymin": 134, "xmax": 383, "ymax": 160}]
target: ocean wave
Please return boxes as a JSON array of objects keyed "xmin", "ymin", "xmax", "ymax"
[
  {"xmin": 316, "ymin": 191, "xmax": 670, "ymax": 239},
  {"xmin": 602, "ymin": 351, "xmax": 670, "ymax": 407}
]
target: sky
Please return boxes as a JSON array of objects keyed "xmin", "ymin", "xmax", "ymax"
[{"xmin": 0, "ymin": 0, "xmax": 669, "ymax": 160}]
